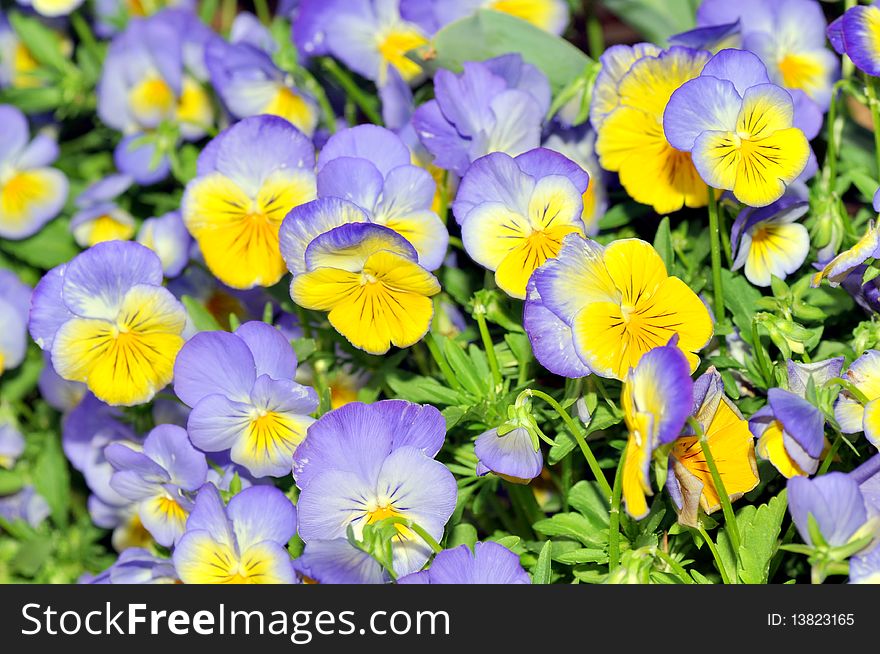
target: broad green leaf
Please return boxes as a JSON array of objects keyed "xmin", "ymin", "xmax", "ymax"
[
  {"xmin": 9, "ymin": 12, "xmax": 72, "ymax": 73},
  {"xmin": 532, "ymin": 540, "xmax": 552, "ymax": 584},
  {"xmin": 601, "ymin": 0, "xmax": 697, "ymax": 45},
  {"xmin": 181, "ymin": 295, "xmax": 223, "ymax": 332},
  {"xmin": 554, "ymin": 548, "xmax": 608, "ymax": 565},
  {"xmin": 737, "ymin": 490, "xmax": 787, "ymax": 584},
  {"xmin": 721, "ymin": 269, "xmax": 762, "ymax": 341},
  {"xmin": 653, "ymin": 216, "xmax": 674, "ymax": 272},
  {"xmin": 448, "ymin": 523, "xmax": 478, "ymax": 550},
  {"xmin": 533, "ymin": 512, "xmax": 606, "ymax": 548},
  {"xmin": 0, "ymin": 218, "xmax": 79, "ymax": 269},
  {"xmin": 11, "ymin": 536, "xmax": 52, "ymax": 577},
  {"xmin": 33, "ymin": 433, "xmax": 70, "ymax": 528},
  {"xmin": 386, "ymin": 372, "xmax": 463, "ymax": 406},
  {"xmin": 567, "ymin": 481, "xmax": 610, "ymax": 528},
  {"xmin": 442, "ymin": 338, "xmax": 486, "ymax": 398},
  {"xmin": 0, "ymin": 470, "xmax": 25, "ymax": 495},
  {"xmin": 426, "ymin": 10, "xmax": 593, "ymax": 94},
  {"xmin": 0, "ymin": 347, "xmax": 44, "ymax": 403}
]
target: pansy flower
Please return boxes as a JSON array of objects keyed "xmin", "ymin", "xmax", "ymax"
[
  {"xmin": 812, "ymin": 221, "xmax": 880, "ymax": 288},
  {"xmin": 97, "ymin": 9, "xmax": 215, "ymax": 184},
  {"xmin": 136, "ymin": 211, "xmax": 193, "ymax": 278},
  {"xmin": 295, "ymin": 0, "xmax": 428, "ymax": 86},
  {"xmin": 666, "ymin": 369, "xmax": 759, "ymax": 527},
  {"xmin": 674, "ymin": 0, "xmax": 838, "ymax": 110},
  {"xmin": 664, "ymin": 49, "xmax": 810, "ymax": 207},
  {"xmin": 730, "ymin": 196, "xmax": 810, "ymax": 287},
  {"xmin": 401, "ymin": 0, "xmax": 569, "ymax": 35},
  {"xmin": 293, "ymin": 401, "xmax": 457, "ymax": 577},
  {"xmin": 788, "ymin": 473, "xmax": 870, "ymax": 548},
  {"xmin": 282, "ymin": 201, "xmax": 440, "ymax": 355},
  {"xmin": 398, "ymin": 542, "xmax": 531, "ymax": 584},
  {"xmin": 0, "ymin": 485, "xmax": 50, "ymax": 528},
  {"xmin": 452, "ymin": 148, "xmax": 589, "ymax": 299},
  {"xmin": 787, "ymin": 357, "xmax": 844, "ymax": 399},
  {"xmin": 835, "ymin": 350, "xmax": 880, "ymax": 451},
  {"xmin": 750, "ymin": 388, "xmax": 827, "ymax": 478},
  {"xmin": 0, "ymin": 105, "xmax": 68, "ymax": 239},
  {"xmin": 29, "ymin": 242, "xmax": 188, "ymax": 406},
  {"xmin": 105, "ymin": 425, "xmax": 208, "ymax": 547},
  {"xmin": 828, "ymin": 2, "xmax": 880, "ymax": 78},
  {"xmin": 173, "ymin": 321, "xmax": 318, "ymax": 478},
  {"xmin": 542, "ymin": 128, "xmax": 608, "ymax": 237},
  {"xmin": 412, "ymin": 54, "xmax": 551, "ymax": 176},
  {"xmin": 316, "ymin": 125, "xmax": 448, "ymax": 270},
  {"xmin": 621, "ymin": 342, "xmax": 694, "ymax": 520},
  {"xmin": 475, "ymin": 426, "xmax": 543, "ymax": 484},
  {"xmin": 526, "ymin": 235, "xmax": 714, "ymax": 380},
  {"xmin": 206, "ymin": 15, "xmax": 318, "ymax": 135},
  {"xmin": 85, "ymin": 548, "xmax": 178, "ymax": 585},
  {"xmin": 591, "ymin": 45, "xmax": 709, "ymax": 214},
  {"xmin": 173, "ymin": 484, "xmax": 298, "ymax": 584},
  {"xmin": 15, "ymin": 0, "xmax": 85, "ymax": 17},
  {"xmin": 0, "ymin": 421, "xmax": 24, "ymax": 470},
  {"xmin": 0, "ymin": 269, "xmax": 30, "ymax": 375},
  {"xmin": 70, "ymin": 174, "xmax": 136, "ymax": 248},
  {"xmin": 293, "ymin": 539, "xmax": 389, "ymax": 585},
  {"xmin": 182, "ymin": 115, "xmax": 317, "ymax": 290}
]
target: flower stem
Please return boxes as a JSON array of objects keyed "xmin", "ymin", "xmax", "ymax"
[
  {"xmin": 319, "ymin": 57, "xmax": 384, "ymax": 125},
  {"xmin": 607, "ymin": 441, "xmax": 627, "ymax": 572},
  {"xmin": 298, "ymin": 67, "xmax": 338, "ymax": 134},
  {"xmin": 525, "ymin": 389, "xmax": 613, "ymax": 501},
  {"xmin": 697, "ymin": 523, "xmax": 731, "ymax": 584},
  {"xmin": 688, "ymin": 416, "xmax": 741, "ymax": 554},
  {"xmin": 866, "ymin": 74, "xmax": 880, "ymax": 183},
  {"xmin": 253, "ymin": 0, "xmax": 271, "ymax": 25},
  {"xmin": 826, "ymin": 377, "xmax": 871, "ymax": 405},
  {"xmin": 817, "ymin": 430, "xmax": 845, "ymax": 475},
  {"xmin": 751, "ymin": 317, "xmax": 774, "ymax": 386},
  {"xmin": 707, "ymin": 187, "xmax": 726, "ymax": 330},
  {"xmin": 474, "ymin": 303, "xmax": 503, "ymax": 392}
]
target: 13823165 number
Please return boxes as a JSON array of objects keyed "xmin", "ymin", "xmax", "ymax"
[{"xmin": 791, "ymin": 614, "xmax": 855, "ymax": 626}]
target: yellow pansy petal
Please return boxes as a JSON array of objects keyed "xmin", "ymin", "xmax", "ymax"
[
  {"xmin": 756, "ymin": 421, "xmax": 808, "ymax": 478},
  {"xmin": 572, "ymin": 300, "xmax": 631, "ymax": 379},
  {"xmin": 461, "ymin": 202, "xmax": 532, "ymax": 270},
  {"xmin": 490, "ymin": 0, "xmax": 567, "ymax": 32},
  {"xmin": 128, "ymin": 74, "xmax": 176, "ymax": 128},
  {"xmin": 635, "ymin": 276, "xmax": 714, "ymax": 366},
  {"xmin": 494, "ymin": 223, "xmax": 581, "ymax": 299},
  {"xmin": 175, "ymin": 533, "xmax": 244, "ymax": 584},
  {"xmin": 862, "ymin": 398, "xmax": 880, "ymax": 449},
  {"xmin": 177, "ymin": 77, "xmax": 214, "ymax": 139},
  {"xmin": 733, "ymin": 128, "xmax": 810, "ymax": 207},
  {"xmin": 691, "ymin": 130, "xmax": 742, "ymax": 191},
  {"xmin": 622, "ymin": 433, "xmax": 652, "ymax": 520},
  {"xmin": 291, "ymin": 268, "xmax": 362, "ymax": 311},
  {"xmin": 263, "ymin": 86, "xmax": 318, "ymax": 136},
  {"xmin": 232, "ymin": 412, "xmax": 314, "ymax": 476},
  {"xmin": 736, "ymin": 85, "xmax": 794, "ymax": 140},
  {"xmin": 743, "ymin": 222, "xmax": 810, "ymax": 287},
  {"xmin": 672, "ymin": 399, "xmax": 758, "ymax": 513},
  {"xmin": 377, "ymin": 27, "xmax": 427, "ymax": 84},
  {"xmin": 51, "ymin": 286, "xmax": 185, "ymax": 406},
  {"xmin": 72, "ymin": 212, "xmax": 136, "ymax": 247},
  {"xmin": 184, "ymin": 170, "xmax": 316, "ymax": 289},
  {"xmin": 602, "ymin": 239, "xmax": 667, "ymax": 306},
  {"xmin": 527, "ymin": 175, "xmax": 584, "ymax": 231},
  {"xmin": 777, "ymin": 53, "xmax": 827, "ymax": 98}
]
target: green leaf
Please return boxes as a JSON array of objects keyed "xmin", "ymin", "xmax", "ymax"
[
  {"xmin": 442, "ymin": 338, "xmax": 486, "ymax": 398},
  {"xmin": 9, "ymin": 11, "xmax": 72, "ymax": 73},
  {"xmin": 0, "ymin": 218, "xmax": 79, "ymax": 269},
  {"xmin": 0, "ymin": 347, "xmax": 43, "ymax": 403},
  {"xmin": 11, "ymin": 536, "xmax": 52, "ymax": 577},
  {"xmin": 567, "ymin": 481, "xmax": 610, "ymax": 528},
  {"xmin": 721, "ymin": 269, "xmax": 762, "ymax": 340},
  {"xmin": 736, "ymin": 490, "xmax": 788, "ymax": 584},
  {"xmin": 653, "ymin": 216, "xmax": 674, "ymax": 272},
  {"xmin": 426, "ymin": 10, "xmax": 593, "ymax": 94},
  {"xmin": 33, "ymin": 433, "xmax": 70, "ymax": 528},
  {"xmin": 533, "ymin": 512, "xmax": 606, "ymax": 548},
  {"xmin": 548, "ymin": 401, "xmax": 621, "ymax": 463},
  {"xmin": 0, "ymin": 470, "xmax": 25, "ymax": 495},
  {"xmin": 181, "ymin": 295, "xmax": 223, "ymax": 332},
  {"xmin": 448, "ymin": 523, "xmax": 478, "ymax": 550},
  {"xmin": 554, "ymin": 548, "xmax": 608, "ymax": 565},
  {"xmin": 386, "ymin": 372, "xmax": 464, "ymax": 406},
  {"xmin": 601, "ymin": 0, "xmax": 697, "ymax": 44},
  {"xmin": 532, "ymin": 540, "xmax": 552, "ymax": 584}
]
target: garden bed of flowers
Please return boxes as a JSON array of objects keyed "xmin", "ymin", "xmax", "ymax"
[{"xmin": 1, "ymin": 0, "xmax": 879, "ymax": 585}]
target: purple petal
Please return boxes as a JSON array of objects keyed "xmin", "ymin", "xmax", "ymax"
[
  {"xmin": 842, "ymin": 6, "xmax": 880, "ymax": 77},
  {"xmin": 292, "ymin": 402, "xmax": 394, "ymax": 489},
  {"xmin": 294, "ymin": 538, "xmax": 388, "ymax": 584},
  {"xmin": 523, "ymin": 282, "xmax": 591, "ymax": 378},
  {"xmin": 227, "ymin": 485, "xmax": 297, "ymax": 550},
  {"xmin": 788, "ymin": 473, "xmax": 868, "ymax": 547},
  {"xmin": 372, "ymin": 399, "xmax": 446, "ymax": 458},
  {"xmin": 114, "ymin": 135, "xmax": 170, "ymax": 186},
  {"xmin": 627, "ymin": 344, "xmax": 694, "ymax": 445},
  {"xmin": 701, "ymin": 48, "xmax": 770, "ymax": 95},
  {"xmin": 411, "ymin": 100, "xmax": 471, "ymax": 176},
  {"xmin": 474, "ymin": 427, "xmax": 543, "ymax": 482},
  {"xmin": 664, "ymin": 76, "xmax": 741, "ymax": 150},
  {"xmin": 768, "ymin": 388, "xmax": 825, "ymax": 458},
  {"xmin": 28, "ymin": 265, "xmax": 74, "ymax": 351},
  {"xmin": 173, "ymin": 331, "xmax": 257, "ymax": 406},
  {"xmin": 451, "ymin": 151, "xmax": 533, "ymax": 225},
  {"xmin": 317, "ymin": 157, "xmax": 384, "ymax": 210},
  {"xmin": 186, "ymin": 393, "xmax": 252, "ymax": 453},
  {"xmin": 514, "ymin": 147, "xmax": 589, "ymax": 194},
  {"xmin": 0, "ymin": 105, "xmax": 28, "ymax": 163},
  {"xmin": 669, "ymin": 21, "xmax": 741, "ymax": 49},
  {"xmin": 184, "ymin": 483, "xmax": 235, "ymax": 549},
  {"xmin": 143, "ymin": 424, "xmax": 207, "ymax": 491},
  {"xmin": 317, "ymin": 125, "xmax": 411, "ymax": 177},
  {"xmin": 234, "ymin": 321, "xmax": 298, "ymax": 381}
]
